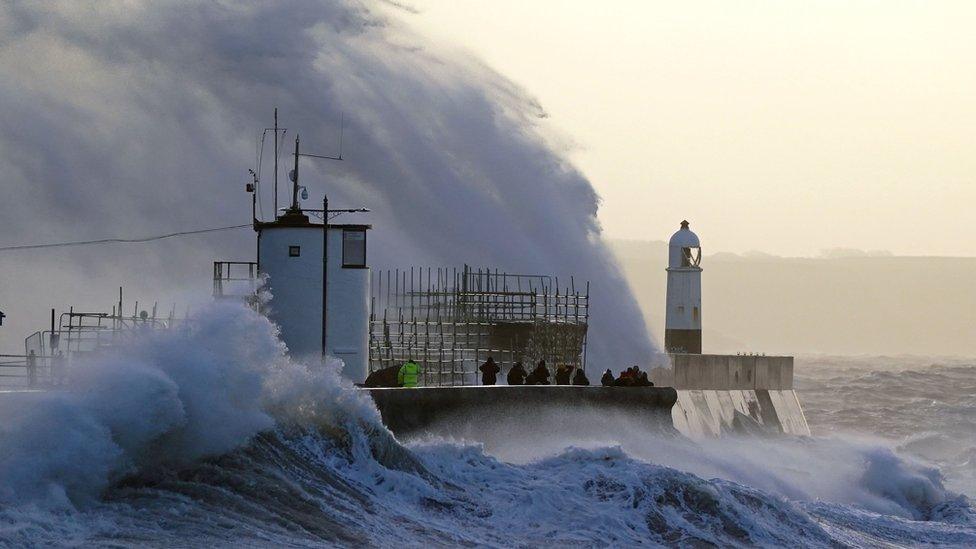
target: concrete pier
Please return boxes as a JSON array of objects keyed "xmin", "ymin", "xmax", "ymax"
[{"xmin": 365, "ymin": 354, "xmax": 810, "ymax": 439}]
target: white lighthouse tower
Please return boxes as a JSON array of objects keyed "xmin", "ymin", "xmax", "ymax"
[
  {"xmin": 665, "ymin": 220, "xmax": 702, "ymax": 354},
  {"xmin": 254, "ymin": 135, "xmax": 371, "ymax": 382}
]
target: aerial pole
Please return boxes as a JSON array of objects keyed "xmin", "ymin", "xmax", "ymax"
[
  {"xmin": 292, "ymin": 135, "xmax": 300, "ymax": 210},
  {"xmin": 273, "ymin": 108, "xmax": 279, "ymax": 219},
  {"xmin": 322, "ymin": 193, "xmax": 329, "ymax": 358}
]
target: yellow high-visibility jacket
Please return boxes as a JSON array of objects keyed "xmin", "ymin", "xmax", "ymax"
[{"xmin": 398, "ymin": 361, "xmax": 420, "ymax": 387}]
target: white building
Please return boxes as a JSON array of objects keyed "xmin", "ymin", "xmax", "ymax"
[
  {"xmin": 256, "ymin": 209, "xmax": 371, "ymax": 382},
  {"xmin": 665, "ymin": 220, "xmax": 702, "ymax": 353}
]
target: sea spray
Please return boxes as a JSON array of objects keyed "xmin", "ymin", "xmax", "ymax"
[
  {"xmin": 0, "ymin": 0, "xmax": 655, "ymax": 365},
  {"xmin": 0, "ymin": 300, "xmax": 381, "ymax": 507}
]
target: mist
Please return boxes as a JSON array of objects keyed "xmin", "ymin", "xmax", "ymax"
[
  {"xmin": 0, "ymin": 1, "xmax": 654, "ymax": 364},
  {"xmin": 612, "ymin": 239, "xmax": 976, "ymax": 356}
]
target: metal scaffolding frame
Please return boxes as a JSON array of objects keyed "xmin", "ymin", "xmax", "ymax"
[
  {"xmin": 369, "ymin": 265, "xmax": 589, "ymax": 386},
  {"xmin": 5, "ymin": 294, "xmax": 189, "ymax": 388}
]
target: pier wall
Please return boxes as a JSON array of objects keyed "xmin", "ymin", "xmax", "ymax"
[
  {"xmin": 653, "ymin": 354, "xmax": 809, "ymax": 437},
  {"xmin": 366, "ymin": 386, "xmax": 677, "ymax": 435},
  {"xmin": 365, "ymin": 383, "xmax": 809, "ymax": 440},
  {"xmin": 670, "ymin": 354, "xmax": 793, "ymax": 390},
  {"xmin": 672, "ymin": 389, "xmax": 810, "ymax": 437}
]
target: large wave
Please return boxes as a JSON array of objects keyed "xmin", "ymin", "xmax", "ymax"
[
  {"xmin": 0, "ymin": 0, "xmax": 654, "ymax": 365},
  {"xmin": 1, "ymin": 303, "xmax": 973, "ymax": 547}
]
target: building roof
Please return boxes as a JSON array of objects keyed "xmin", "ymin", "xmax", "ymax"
[{"xmin": 253, "ymin": 209, "xmax": 370, "ymax": 231}]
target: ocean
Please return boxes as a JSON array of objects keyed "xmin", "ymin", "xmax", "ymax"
[{"xmin": 0, "ymin": 303, "xmax": 973, "ymax": 547}]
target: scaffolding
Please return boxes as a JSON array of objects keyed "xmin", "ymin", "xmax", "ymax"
[
  {"xmin": 6, "ymin": 298, "xmax": 189, "ymax": 388},
  {"xmin": 369, "ymin": 265, "xmax": 589, "ymax": 386}
]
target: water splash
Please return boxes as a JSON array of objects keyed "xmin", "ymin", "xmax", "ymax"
[{"xmin": 0, "ymin": 0, "xmax": 655, "ymax": 365}]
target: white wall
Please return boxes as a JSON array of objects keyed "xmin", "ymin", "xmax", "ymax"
[
  {"xmin": 324, "ymin": 228, "xmax": 369, "ymax": 383},
  {"xmin": 665, "ymin": 270, "xmax": 702, "ymax": 331},
  {"xmin": 258, "ymin": 225, "xmax": 369, "ymax": 382},
  {"xmin": 260, "ymin": 227, "xmax": 324, "ymax": 359}
]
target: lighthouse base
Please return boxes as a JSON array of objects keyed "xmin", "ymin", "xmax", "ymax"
[{"xmin": 664, "ymin": 328, "xmax": 702, "ymax": 354}]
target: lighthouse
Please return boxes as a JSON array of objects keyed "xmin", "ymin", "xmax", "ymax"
[{"xmin": 665, "ymin": 220, "xmax": 702, "ymax": 354}]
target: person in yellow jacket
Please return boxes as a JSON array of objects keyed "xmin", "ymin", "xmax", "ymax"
[{"xmin": 397, "ymin": 359, "xmax": 420, "ymax": 388}]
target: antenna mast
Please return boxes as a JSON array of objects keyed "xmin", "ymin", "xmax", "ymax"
[
  {"xmin": 291, "ymin": 134, "xmax": 300, "ymax": 210},
  {"xmin": 273, "ymin": 108, "xmax": 279, "ymax": 219}
]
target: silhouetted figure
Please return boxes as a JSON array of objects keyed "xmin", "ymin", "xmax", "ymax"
[
  {"xmin": 572, "ymin": 368, "xmax": 590, "ymax": 386},
  {"xmin": 527, "ymin": 360, "xmax": 550, "ymax": 385},
  {"xmin": 364, "ymin": 365, "xmax": 400, "ymax": 387},
  {"xmin": 507, "ymin": 361, "xmax": 527, "ymax": 385},
  {"xmin": 479, "ymin": 356, "xmax": 500, "ymax": 386},
  {"xmin": 600, "ymin": 369, "xmax": 614, "ymax": 387},
  {"xmin": 614, "ymin": 367, "xmax": 637, "ymax": 387},
  {"xmin": 637, "ymin": 371, "xmax": 653, "ymax": 387},
  {"xmin": 554, "ymin": 364, "xmax": 572, "ymax": 385}
]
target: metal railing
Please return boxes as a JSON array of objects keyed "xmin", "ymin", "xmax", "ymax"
[{"xmin": 213, "ymin": 261, "xmax": 259, "ymax": 299}]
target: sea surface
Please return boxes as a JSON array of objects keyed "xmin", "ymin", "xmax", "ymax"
[{"xmin": 0, "ymin": 304, "xmax": 973, "ymax": 547}]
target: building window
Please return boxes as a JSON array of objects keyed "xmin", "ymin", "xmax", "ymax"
[
  {"xmin": 693, "ymin": 307, "xmax": 699, "ymax": 321},
  {"xmin": 288, "ymin": 245, "xmax": 301, "ymax": 257},
  {"xmin": 342, "ymin": 229, "xmax": 366, "ymax": 267}
]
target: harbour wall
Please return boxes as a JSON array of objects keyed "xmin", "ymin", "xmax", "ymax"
[
  {"xmin": 662, "ymin": 354, "xmax": 810, "ymax": 437},
  {"xmin": 366, "ymin": 385, "xmax": 678, "ymax": 435},
  {"xmin": 673, "ymin": 389, "xmax": 810, "ymax": 437},
  {"xmin": 656, "ymin": 354, "xmax": 794, "ymax": 390}
]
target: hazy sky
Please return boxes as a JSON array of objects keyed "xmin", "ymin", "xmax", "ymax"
[{"xmin": 403, "ymin": 1, "xmax": 976, "ymax": 257}]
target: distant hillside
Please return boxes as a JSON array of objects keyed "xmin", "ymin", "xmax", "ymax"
[{"xmin": 610, "ymin": 240, "xmax": 976, "ymax": 356}]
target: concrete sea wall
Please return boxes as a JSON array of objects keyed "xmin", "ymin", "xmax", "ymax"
[
  {"xmin": 666, "ymin": 354, "xmax": 810, "ymax": 438},
  {"xmin": 670, "ymin": 354, "xmax": 794, "ymax": 390},
  {"xmin": 366, "ymin": 385, "xmax": 678, "ymax": 435},
  {"xmin": 672, "ymin": 389, "xmax": 810, "ymax": 437}
]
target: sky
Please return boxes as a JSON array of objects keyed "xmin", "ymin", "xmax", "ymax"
[{"xmin": 403, "ymin": 1, "xmax": 976, "ymax": 257}]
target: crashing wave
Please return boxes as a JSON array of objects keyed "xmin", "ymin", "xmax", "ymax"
[{"xmin": 0, "ymin": 303, "xmax": 973, "ymax": 547}]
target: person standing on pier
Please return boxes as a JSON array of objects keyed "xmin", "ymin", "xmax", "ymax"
[
  {"xmin": 555, "ymin": 364, "xmax": 572, "ymax": 385},
  {"xmin": 527, "ymin": 360, "xmax": 551, "ymax": 385},
  {"xmin": 397, "ymin": 358, "xmax": 420, "ymax": 388},
  {"xmin": 572, "ymin": 368, "xmax": 590, "ymax": 386},
  {"xmin": 507, "ymin": 361, "xmax": 527, "ymax": 385},
  {"xmin": 479, "ymin": 356, "xmax": 500, "ymax": 386}
]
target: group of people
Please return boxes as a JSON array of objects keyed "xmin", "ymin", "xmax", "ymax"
[
  {"xmin": 599, "ymin": 365, "xmax": 654, "ymax": 387},
  {"xmin": 396, "ymin": 357, "xmax": 651, "ymax": 388},
  {"xmin": 479, "ymin": 357, "xmax": 590, "ymax": 386}
]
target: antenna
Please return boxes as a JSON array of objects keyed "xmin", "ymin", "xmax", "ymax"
[
  {"xmin": 273, "ymin": 108, "xmax": 279, "ymax": 219},
  {"xmin": 291, "ymin": 134, "xmax": 300, "ymax": 211},
  {"xmin": 338, "ymin": 112, "xmax": 344, "ymax": 161},
  {"xmin": 283, "ymin": 126, "xmax": 345, "ymax": 213}
]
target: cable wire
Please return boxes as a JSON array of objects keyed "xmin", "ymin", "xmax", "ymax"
[{"xmin": 0, "ymin": 224, "xmax": 251, "ymax": 252}]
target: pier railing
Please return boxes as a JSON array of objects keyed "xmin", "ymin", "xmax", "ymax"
[{"xmin": 2, "ymin": 306, "xmax": 190, "ymax": 389}]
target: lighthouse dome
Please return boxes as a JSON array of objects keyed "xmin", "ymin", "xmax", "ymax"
[
  {"xmin": 669, "ymin": 220, "xmax": 700, "ymax": 248},
  {"xmin": 668, "ymin": 220, "xmax": 701, "ymax": 268}
]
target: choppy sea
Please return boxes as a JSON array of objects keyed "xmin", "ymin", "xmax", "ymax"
[{"xmin": 1, "ymin": 303, "xmax": 973, "ymax": 547}]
